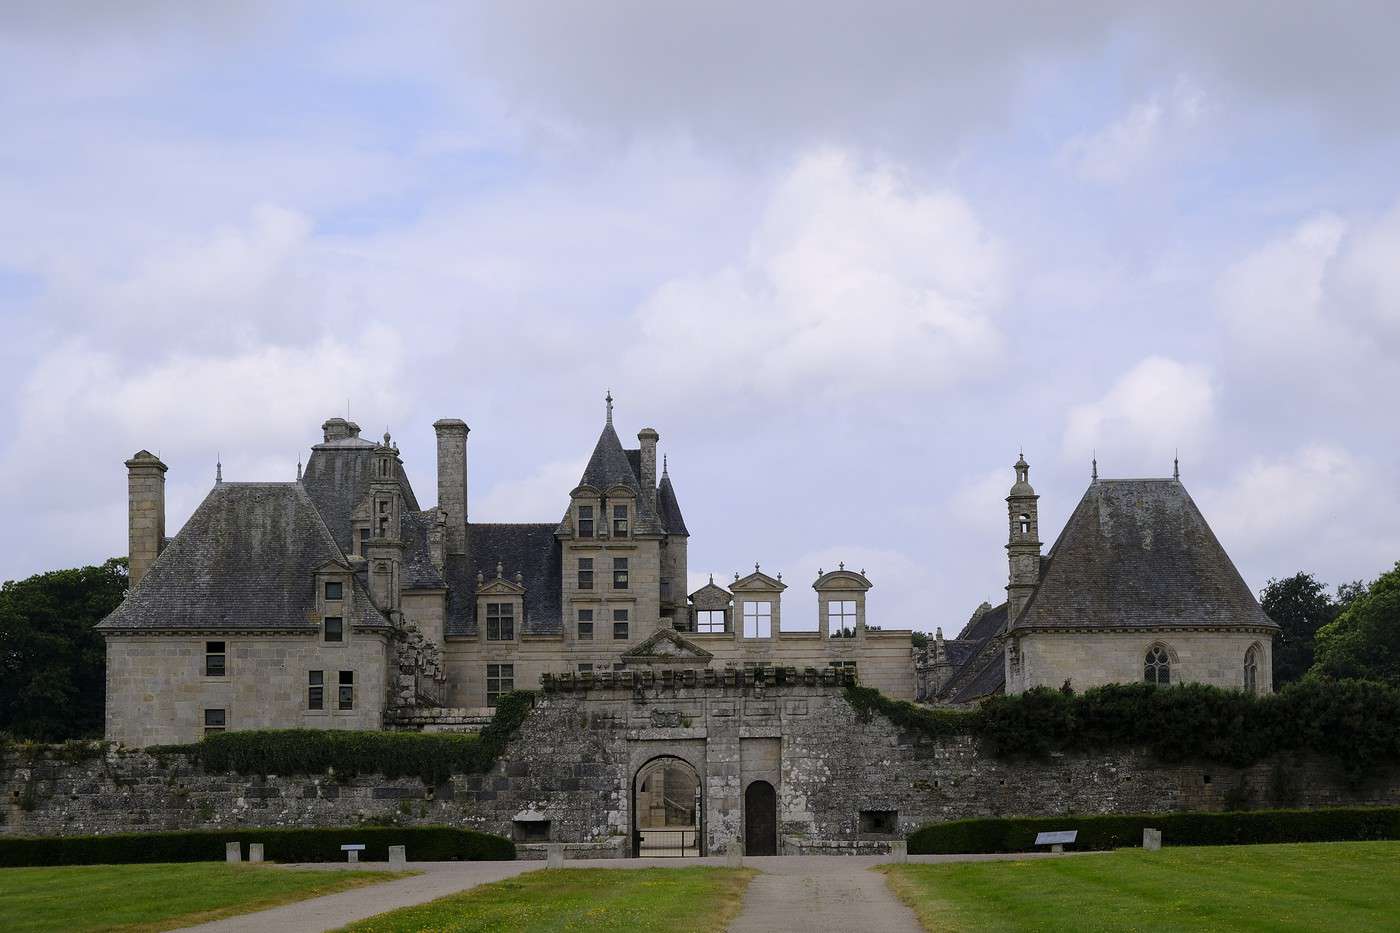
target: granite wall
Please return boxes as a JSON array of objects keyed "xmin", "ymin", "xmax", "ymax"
[{"xmin": 6, "ymin": 677, "xmax": 1399, "ymax": 858}]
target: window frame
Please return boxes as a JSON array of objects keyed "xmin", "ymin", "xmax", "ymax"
[
  {"xmin": 612, "ymin": 503, "xmax": 629, "ymax": 537},
  {"xmin": 577, "ymin": 504, "xmax": 594, "ymax": 539},
  {"xmin": 613, "ymin": 557, "xmax": 629, "ymax": 590},
  {"xmin": 338, "ymin": 670, "xmax": 355, "ymax": 710},
  {"xmin": 742, "ymin": 600, "xmax": 772, "ymax": 639},
  {"xmin": 308, "ymin": 670, "xmax": 324, "ymax": 710},
  {"xmin": 577, "ymin": 557, "xmax": 594, "ymax": 590},
  {"xmin": 203, "ymin": 708, "xmax": 226, "ymax": 736},
  {"xmin": 577, "ymin": 608, "xmax": 594, "ymax": 641},
  {"xmin": 324, "ymin": 581, "xmax": 343, "ymax": 601},
  {"xmin": 204, "ymin": 640, "xmax": 226, "ymax": 677},
  {"xmin": 485, "ymin": 602, "xmax": 516, "ymax": 641},
  {"xmin": 828, "ymin": 599, "xmax": 857, "ymax": 638},
  {"xmin": 696, "ymin": 609, "xmax": 726, "ymax": 633},
  {"xmin": 1244, "ymin": 645, "xmax": 1260, "ymax": 694},
  {"xmin": 612, "ymin": 607, "xmax": 629, "ymax": 640},
  {"xmin": 324, "ymin": 616, "xmax": 344, "ymax": 643},
  {"xmin": 486, "ymin": 663, "xmax": 515, "ymax": 706},
  {"xmin": 1144, "ymin": 645, "xmax": 1172, "ymax": 686}
]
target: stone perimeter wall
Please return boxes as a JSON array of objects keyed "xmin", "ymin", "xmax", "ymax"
[{"xmin": 6, "ymin": 682, "xmax": 1400, "ymax": 857}]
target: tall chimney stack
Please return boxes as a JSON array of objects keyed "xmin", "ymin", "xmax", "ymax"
[
  {"xmin": 126, "ymin": 450, "xmax": 168, "ymax": 589},
  {"xmin": 433, "ymin": 419, "xmax": 469, "ymax": 555},
  {"xmin": 638, "ymin": 428, "xmax": 659, "ymax": 515}
]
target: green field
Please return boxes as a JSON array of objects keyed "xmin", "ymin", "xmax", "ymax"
[
  {"xmin": 338, "ymin": 867, "xmax": 754, "ymax": 933},
  {"xmin": 882, "ymin": 841, "xmax": 1400, "ymax": 932},
  {"xmin": 0, "ymin": 862, "xmax": 404, "ymax": 933}
]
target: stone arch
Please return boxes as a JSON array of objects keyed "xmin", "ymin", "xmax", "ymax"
[
  {"xmin": 744, "ymin": 779, "xmax": 777, "ymax": 856},
  {"xmin": 1244, "ymin": 642, "xmax": 1263, "ymax": 694},
  {"xmin": 632, "ymin": 755, "xmax": 702, "ymax": 857},
  {"xmin": 1144, "ymin": 641, "xmax": 1176, "ymax": 686}
]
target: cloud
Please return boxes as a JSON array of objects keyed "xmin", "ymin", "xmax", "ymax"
[
  {"xmin": 632, "ymin": 150, "xmax": 1006, "ymax": 402},
  {"xmin": 1063, "ymin": 357, "xmax": 1214, "ymax": 465},
  {"xmin": 474, "ymin": 459, "xmax": 587, "ymax": 523},
  {"xmin": 1063, "ymin": 78, "xmax": 1206, "ymax": 184}
]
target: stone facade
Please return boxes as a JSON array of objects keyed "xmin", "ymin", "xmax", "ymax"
[
  {"xmin": 8, "ymin": 683, "xmax": 1399, "ymax": 856},
  {"xmin": 1012, "ymin": 631, "xmax": 1274, "ymax": 695}
]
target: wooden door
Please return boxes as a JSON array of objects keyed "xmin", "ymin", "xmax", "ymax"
[{"xmin": 744, "ymin": 780, "xmax": 777, "ymax": 856}]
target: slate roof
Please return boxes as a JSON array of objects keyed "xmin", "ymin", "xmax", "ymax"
[
  {"xmin": 657, "ymin": 472, "xmax": 689, "ymax": 536},
  {"xmin": 400, "ymin": 509, "xmax": 446, "ymax": 590},
  {"xmin": 444, "ymin": 523, "xmax": 563, "ymax": 637},
  {"xmin": 578, "ymin": 423, "xmax": 640, "ymax": 492},
  {"xmin": 947, "ymin": 655, "xmax": 1007, "ymax": 704},
  {"xmin": 98, "ymin": 483, "xmax": 389, "ymax": 633},
  {"xmin": 300, "ymin": 445, "xmax": 421, "ymax": 556},
  {"xmin": 1011, "ymin": 479, "xmax": 1275, "ymax": 633}
]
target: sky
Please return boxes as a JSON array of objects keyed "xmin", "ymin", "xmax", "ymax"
[{"xmin": 2, "ymin": 2, "xmax": 1399, "ymax": 635}]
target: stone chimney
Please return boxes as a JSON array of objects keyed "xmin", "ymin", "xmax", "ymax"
[
  {"xmin": 433, "ymin": 419, "xmax": 469, "ymax": 555},
  {"xmin": 125, "ymin": 450, "xmax": 168, "ymax": 589},
  {"xmin": 321, "ymin": 417, "xmax": 362, "ymax": 443},
  {"xmin": 638, "ymin": 427, "xmax": 659, "ymax": 515}
]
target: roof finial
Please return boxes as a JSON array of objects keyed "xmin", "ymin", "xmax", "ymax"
[
  {"xmin": 1092, "ymin": 449, "xmax": 1098, "ymax": 482},
  {"xmin": 754, "ymin": 561, "xmax": 760, "ymax": 574},
  {"xmin": 839, "ymin": 561, "xmax": 845, "ymax": 571},
  {"xmin": 605, "ymin": 390, "xmax": 613, "ymax": 425},
  {"xmin": 215, "ymin": 454, "xmax": 222, "ymax": 485},
  {"xmin": 1174, "ymin": 449, "xmax": 1180, "ymax": 481},
  {"xmin": 708, "ymin": 572, "xmax": 713, "ymax": 584},
  {"xmin": 296, "ymin": 457, "xmax": 302, "ymax": 481},
  {"xmin": 662, "ymin": 454, "xmax": 668, "ymax": 476}
]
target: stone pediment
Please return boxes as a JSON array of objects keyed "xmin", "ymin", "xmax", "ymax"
[
  {"xmin": 689, "ymin": 581, "xmax": 732, "ymax": 600},
  {"xmin": 312, "ymin": 557, "xmax": 355, "ymax": 574},
  {"xmin": 813, "ymin": 568, "xmax": 872, "ymax": 591},
  {"xmin": 622, "ymin": 628, "xmax": 714, "ymax": 662},
  {"xmin": 476, "ymin": 575, "xmax": 525, "ymax": 596},
  {"xmin": 731, "ymin": 569, "xmax": 785, "ymax": 592}
]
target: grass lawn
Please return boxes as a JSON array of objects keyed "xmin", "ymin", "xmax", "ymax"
[
  {"xmin": 882, "ymin": 841, "xmax": 1400, "ymax": 932},
  {"xmin": 0, "ymin": 862, "xmax": 406, "ymax": 933},
  {"xmin": 338, "ymin": 867, "xmax": 755, "ymax": 933}
]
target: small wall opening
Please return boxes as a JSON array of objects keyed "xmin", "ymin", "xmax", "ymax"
[
  {"xmin": 513, "ymin": 819, "xmax": 551, "ymax": 843},
  {"xmin": 859, "ymin": 809, "xmax": 898, "ymax": 834}
]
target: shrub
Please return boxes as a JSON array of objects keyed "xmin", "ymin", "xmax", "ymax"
[
  {"xmin": 0, "ymin": 826, "xmax": 515, "ymax": 867},
  {"xmin": 907, "ymin": 806, "xmax": 1400, "ymax": 854},
  {"xmin": 148, "ymin": 690, "xmax": 536, "ymax": 784}
]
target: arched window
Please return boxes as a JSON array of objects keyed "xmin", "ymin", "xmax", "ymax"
[
  {"xmin": 1244, "ymin": 645, "xmax": 1260, "ymax": 694},
  {"xmin": 1144, "ymin": 645, "xmax": 1171, "ymax": 685},
  {"xmin": 1018, "ymin": 514, "xmax": 1030, "ymax": 535}
]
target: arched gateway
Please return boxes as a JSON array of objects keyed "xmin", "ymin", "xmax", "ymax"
[
  {"xmin": 632, "ymin": 756, "xmax": 702, "ymax": 857},
  {"xmin": 744, "ymin": 780, "xmax": 777, "ymax": 856}
]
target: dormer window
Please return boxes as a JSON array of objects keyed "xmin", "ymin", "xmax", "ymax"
[
  {"xmin": 357, "ymin": 527, "xmax": 370, "ymax": 555},
  {"xmin": 696, "ymin": 610, "xmax": 726, "ymax": 633},
  {"xmin": 578, "ymin": 505, "xmax": 594, "ymax": 539},
  {"xmin": 613, "ymin": 504, "xmax": 629, "ymax": 537},
  {"xmin": 828, "ymin": 600, "xmax": 857, "ymax": 638},
  {"xmin": 743, "ymin": 601, "xmax": 772, "ymax": 638},
  {"xmin": 486, "ymin": 602, "xmax": 515, "ymax": 641},
  {"xmin": 324, "ymin": 581, "xmax": 343, "ymax": 601}
]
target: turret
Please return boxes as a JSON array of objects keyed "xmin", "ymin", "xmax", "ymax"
[
  {"xmin": 365, "ymin": 431, "xmax": 406, "ymax": 615},
  {"xmin": 1005, "ymin": 452, "xmax": 1041, "ymax": 623}
]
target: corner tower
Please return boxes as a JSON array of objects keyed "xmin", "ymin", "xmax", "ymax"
[{"xmin": 1006, "ymin": 452, "xmax": 1041, "ymax": 623}]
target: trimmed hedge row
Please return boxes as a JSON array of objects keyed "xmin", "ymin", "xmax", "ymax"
[
  {"xmin": 907, "ymin": 806, "xmax": 1400, "ymax": 854},
  {"xmin": 0, "ymin": 826, "xmax": 515, "ymax": 867},
  {"xmin": 845, "ymin": 679, "xmax": 1400, "ymax": 778},
  {"xmin": 148, "ymin": 691, "xmax": 536, "ymax": 784}
]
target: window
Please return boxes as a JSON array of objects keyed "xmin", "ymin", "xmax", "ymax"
[
  {"xmin": 613, "ymin": 557, "xmax": 629, "ymax": 590},
  {"xmin": 828, "ymin": 600, "xmax": 857, "ymax": 638},
  {"xmin": 613, "ymin": 504, "xmax": 629, "ymax": 537},
  {"xmin": 324, "ymin": 616, "xmax": 344, "ymax": 643},
  {"xmin": 577, "ymin": 558, "xmax": 594, "ymax": 590},
  {"xmin": 338, "ymin": 670, "xmax": 354, "ymax": 710},
  {"xmin": 1244, "ymin": 645, "xmax": 1260, "ymax": 694},
  {"xmin": 577, "ymin": 608, "xmax": 594, "ymax": 641},
  {"xmin": 743, "ymin": 601, "xmax": 772, "ymax": 638},
  {"xmin": 378, "ymin": 517, "xmax": 388, "ymax": 537},
  {"xmin": 577, "ymin": 662, "xmax": 593, "ymax": 674},
  {"xmin": 203, "ymin": 708, "xmax": 226, "ymax": 736},
  {"xmin": 577, "ymin": 505, "xmax": 594, "ymax": 539},
  {"xmin": 205, "ymin": 641, "xmax": 226, "ymax": 677},
  {"xmin": 696, "ymin": 610, "xmax": 726, "ymax": 633},
  {"xmin": 358, "ymin": 527, "xmax": 370, "ymax": 555},
  {"xmin": 486, "ymin": 602, "xmax": 515, "ymax": 641},
  {"xmin": 487, "ymin": 664, "xmax": 514, "ymax": 706},
  {"xmin": 613, "ymin": 608, "xmax": 629, "ymax": 640},
  {"xmin": 324, "ymin": 581, "xmax": 343, "ymax": 601},
  {"xmin": 1018, "ymin": 514, "xmax": 1030, "ymax": 535},
  {"xmin": 308, "ymin": 670, "xmax": 324, "ymax": 710},
  {"xmin": 1145, "ymin": 645, "xmax": 1171, "ymax": 685}
]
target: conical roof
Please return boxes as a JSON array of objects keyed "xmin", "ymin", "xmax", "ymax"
[
  {"xmin": 657, "ymin": 471, "xmax": 688, "ymax": 536},
  {"xmin": 577, "ymin": 422, "xmax": 640, "ymax": 492}
]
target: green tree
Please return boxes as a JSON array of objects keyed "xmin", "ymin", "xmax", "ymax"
[
  {"xmin": 0, "ymin": 558, "xmax": 126, "ymax": 740},
  {"xmin": 1310, "ymin": 562, "xmax": 1400, "ymax": 685},
  {"xmin": 1260, "ymin": 572, "xmax": 1339, "ymax": 687}
]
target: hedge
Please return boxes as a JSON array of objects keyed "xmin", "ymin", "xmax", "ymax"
[
  {"xmin": 845, "ymin": 678, "xmax": 1400, "ymax": 778},
  {"xmin": 907, "ymin": 806, "xmax": 1400, "ymax": 854},
  {"xmin": 0, "ymin": 826, "xmax": 515, "ymax": 867},
  {"xmin": 148, "ymin": 690, "xmax": 536, "ymax": 785}
]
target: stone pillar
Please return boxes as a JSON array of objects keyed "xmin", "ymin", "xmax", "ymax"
[
  {"xmin": 433, "ymin": 419, "xmax": 469, "ymax": 556},
  {"xmin": 389, "ymin": 845, "xmax": 407, "ymax": 869},
  {"xmin": 1143, "ymin": 828, "xmax": 1162, "ymax": 851},
  {"xmin": 725, "ymin": 841, "xmax": 743, "ymax": 867},
  {"xmin": 347, "ymin": 848, "xmax": 359, "ymax": 863},
  {"xmin": 637, "ymin": 428, "xmax": 659, "ymax": 515},
  {"xmin": 889, "ymin": 840, "xmax": 908, "ymax": 863},
  {"xmin": 225, "ymin": 841, "xmax": 241, "ymax": 863},
  {"xmin": 126, "ymin": 451, "xmax": 168, "ymax": 589},
  {"xmin": 248, "ymin": 843, "xmax": 264, "ymax": 863},
  {"xmin": 546, "ymin": 844, "xmax": 564, "ymax": 868}
]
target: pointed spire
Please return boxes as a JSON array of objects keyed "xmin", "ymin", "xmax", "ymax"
[
  {"xmin": 605, "ymin": 390, "xmax": 613, "ymax": 425},
  {"xmin": 708, "ymin": 572, "xmax": 714, "ymax": 584},
  {"xmin": 1174, "ymin": 449, "xmax": 1180, "ymax": 481},
  {"xmin": 1092, "ymin": 449, "xmax": 1098, "ymax": 482},
  {"xmin": 215, "ymin": 454, "xmax": 222, "ymax": 485},
  {"xmin": 296, "ymin": 457, "xmax": 302, "ymax": 481},
  {"xmin": 662, "ymin": 454, "xmax": 668, "ymax": 476}
]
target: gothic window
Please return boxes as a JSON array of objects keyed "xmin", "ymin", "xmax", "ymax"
[
  {"xmin": 578, "ymin": 505, "xmax": 594, "ymax": 539},
  {"xmin": 308, "ymin": 670, "xmax": 324, "ymax": 710},
  {"xmin": 743, "ymin": 601, "xmax": 772, "ymax": 638},
  {"xmin": 613, "ymin": 608, "xmax": 629, "ymax": 640},
  {"xmin": 203, "ymin": 708, "xmax": 226, "ymax": 736},
  {"xmin": 486, "ymin": 664, "xmax": 514, "ymax": 705},
  {"xmin": 1244, "ymin": 645, "xmax": 1260, "ymax": 694},
  {"xmin": 577, "ymin": 608, "xmax": 594, "ymax": 641},
  {"xmin": 338, "ymin": 670, "xmax": 354, "ymax": 710},
  {"xmin": 324, "ymin": 616, "xmax": 344, "ymax": 643},
  {"xmin": 1145, "ymin": 645, "xmax": 1171, "ymax": 685},
  {"xmin": 696, "ymin": 609, "xmax": 726, "ymax": 633},
  {"xmin": 205, "ymin": 641, "xmax": 226, "ymax": 677},
  {"xmin": 486, "ymin": 602, "xmax": 515, "ymax": 640},
  {"xmin": 577, "ymin": 558, "xmax": 593, "ymax": 590},
  {"xmin": 828, "ymin": 600, "xmax": 857, "ymax": 638},
  {"xmin": 613, "ymin": 557, "xmax": 629, "ymax": 589},
  {"xmin": 613, "ymin": 504, "xmax": 629, "ymax": 537},
  {"xmin": 324, "ymin": 581, "xmax": 343, "ymax": 601}
]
